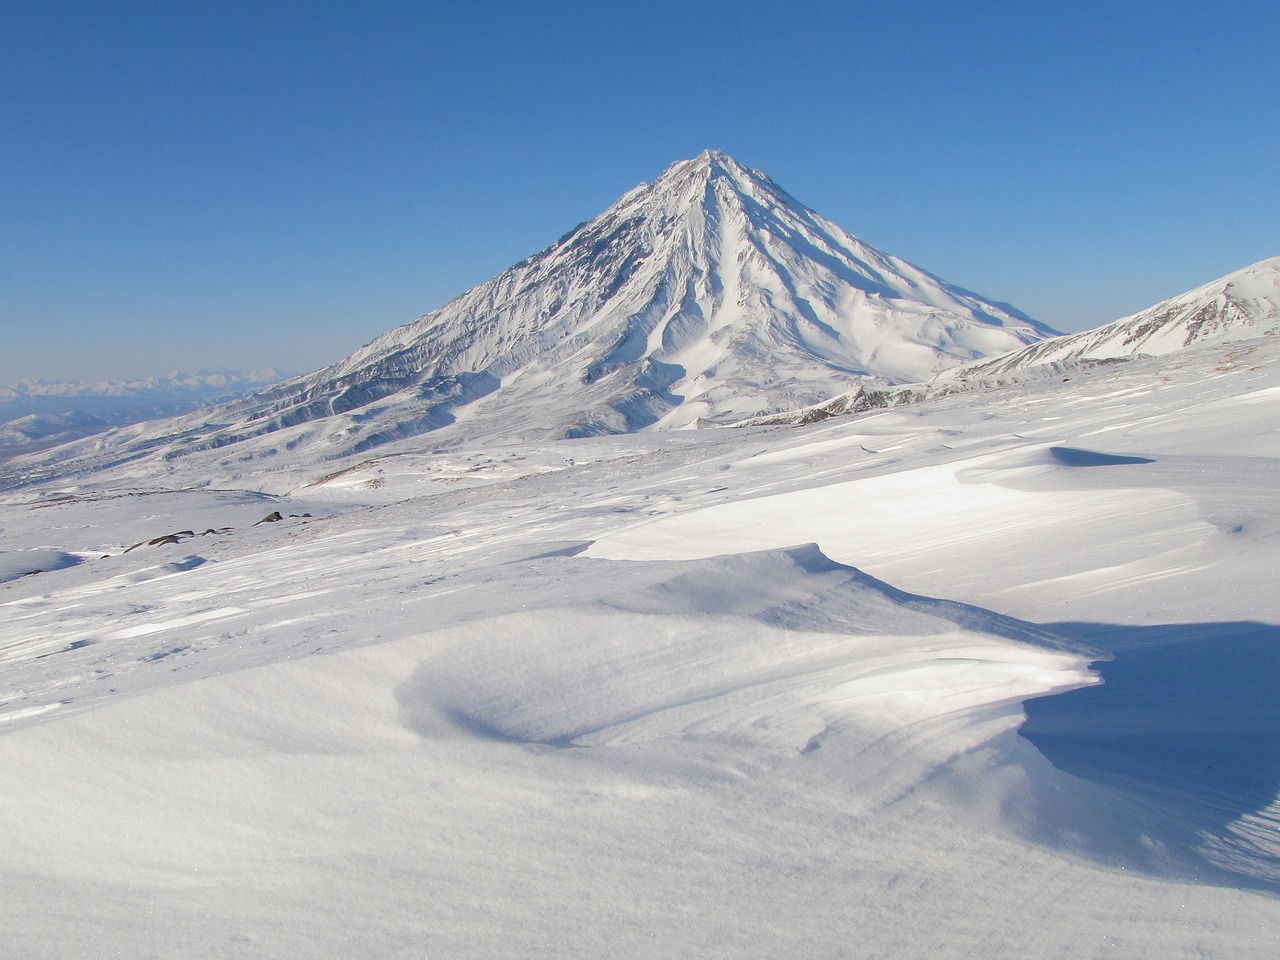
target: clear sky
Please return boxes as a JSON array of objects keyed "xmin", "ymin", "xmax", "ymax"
[{"xmin": 3, "ymin": 0, "xmax": 1277, "ymax": 383}]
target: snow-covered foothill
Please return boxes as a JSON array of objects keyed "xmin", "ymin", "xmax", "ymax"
[{"xmin": 945, "ymin": 255, "xmax": 1280, "ymax": 377}]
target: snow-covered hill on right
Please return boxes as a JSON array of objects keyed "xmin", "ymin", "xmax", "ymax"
[
  {"xmin": 750, "ymin": 256, "xmax": 1279, "ymax": 426},
  {"xmin": 947, "ymin": 256, "xmax": 1279, "ymax": 378}
]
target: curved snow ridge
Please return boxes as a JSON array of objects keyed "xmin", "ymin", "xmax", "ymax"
[
  {"xmin": 394, "ymin": 544, "xmax": 1095, "ymax": 804},
  {"xmin": 0, "ymin": 548, "xmax": 85, "ymax": 583}
]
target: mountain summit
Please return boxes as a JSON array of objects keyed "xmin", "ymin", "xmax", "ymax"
[{"xmin": 11, "ymin": 153, "xmax": 1054, "ymax": 476}]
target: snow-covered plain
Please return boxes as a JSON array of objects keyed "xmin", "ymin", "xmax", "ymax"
[{"xmin": 2, "ymin": 330, "xmax": 1279, "ymax": 957}]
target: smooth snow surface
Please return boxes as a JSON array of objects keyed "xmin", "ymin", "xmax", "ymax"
[{"xmin": 2, "ymin": 325, "xmax": 1279, "ymax": 956}]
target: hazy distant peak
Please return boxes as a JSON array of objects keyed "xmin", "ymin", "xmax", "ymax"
[
  {"xmin": 0, "ymin": 368, "xmax": 291, "ymax": 454},
  {"xmin": 1, "ymin": 368, "xmax": 288, "ymax": 398}
]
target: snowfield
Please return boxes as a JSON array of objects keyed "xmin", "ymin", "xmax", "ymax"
[{"xmin": 2, "ymin": 329, "xmax": 1279, "ymax": 956}]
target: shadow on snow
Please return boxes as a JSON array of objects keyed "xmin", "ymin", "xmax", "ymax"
[{"xmin": 1020, "ymin": 619, "xmax": 1280, "ymax": 891}]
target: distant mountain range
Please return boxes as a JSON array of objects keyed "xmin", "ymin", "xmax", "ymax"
[{"xmin": 0, "ymin": 370, "xmax": 287, "ymax": 459}]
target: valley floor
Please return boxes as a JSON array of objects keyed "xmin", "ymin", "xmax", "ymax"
[{"xmin": 2, "ymin": 336, "xmax": 1279, "ymax": 958}]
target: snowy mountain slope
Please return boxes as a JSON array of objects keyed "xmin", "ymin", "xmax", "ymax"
[
  {"xmin": 942, "ymin": 255, "xmax": 1280, "ymax": 378},
  {"xmin": 3, "ymin": 152, "xmax": 1052, "ymax": 487},
  {"xmin": 301, "ymin": 150, "xmax": 1052, "ymax": 431},
  {"xmin": 744, "ymin": 255, "xmax": 1280, "ymax": 426},
  {"xmin": 0, "ymin": 411, "xmax": 111, "ymax": 459},
  {"xmin": 2, "ymin": 320, "xmax": 1279, "ymax": 957}
]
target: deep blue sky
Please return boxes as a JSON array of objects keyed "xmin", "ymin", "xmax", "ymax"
[{"xmin": 3, "ymin": 0, "xmax": 1277, "ymax": 382}]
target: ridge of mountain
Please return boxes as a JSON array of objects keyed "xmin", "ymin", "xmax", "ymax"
[
  {"xmin": 5, "ymin": 151, "xmax": 1053, "ymax": 485},
  {"xmin": 940, "ymin": 256, "xmax": 1280, "ymax": 379},
  {"xmin": 744, "ymin": 256, "xmax": 1280, "ymax": 426},
  {"xmin": 0, "ymin": 411, "xmax": 112, "ymax": 459}
]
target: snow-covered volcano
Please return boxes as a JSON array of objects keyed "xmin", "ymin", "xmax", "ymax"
[
  {"xmin": 18, "ymin": 152, "xmax": 1052, "ymax": 480},
  {"xmin": 294, "ymin": 149, "xmax": 1052, "ymax": 440}
]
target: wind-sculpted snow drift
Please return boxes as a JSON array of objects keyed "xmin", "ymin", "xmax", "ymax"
[{"xmin": 395, "ymin": 545, "xmax": 1092, "ymax": 752}]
